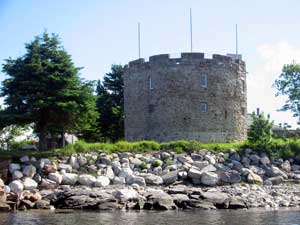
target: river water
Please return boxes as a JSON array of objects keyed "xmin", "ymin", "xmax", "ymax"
[{"xmin": 1, "ymin": 209, "xmax": 300, "ymax": 225}]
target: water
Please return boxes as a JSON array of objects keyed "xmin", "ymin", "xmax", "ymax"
[{"xmin": 1, "ymin": 209, "xmax": 300, "ymax": 225}]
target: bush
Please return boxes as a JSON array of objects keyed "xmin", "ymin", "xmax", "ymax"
[{"xmin": 248, "ymin": 112, "xmax": 274, "ymax": 149}]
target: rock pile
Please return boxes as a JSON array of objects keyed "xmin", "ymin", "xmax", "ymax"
[{"xmin": 2, "ymin": 148, "xmax": 300, "ymax": 211}]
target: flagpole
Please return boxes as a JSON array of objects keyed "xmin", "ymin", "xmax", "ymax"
[
  {"xmin": 138, "ymin": 22, "xmax": 141, "ymax": 58},
  {"xmin": 190, "ymin": 8, "xmax": 193, "ymax": 52}
]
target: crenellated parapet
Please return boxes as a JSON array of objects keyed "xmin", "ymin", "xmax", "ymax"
[{"xmin": 128, "ymin": 52, "xmax": 245, "ymax": 70}]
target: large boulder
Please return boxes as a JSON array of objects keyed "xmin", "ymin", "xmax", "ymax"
[
  {"xmin": 94, "ymin": 176, "xmax": 110, "ymax": 187},
  {"xmin": 38, "ymin": 178, "xmax": 57, "ymax": 189},
  {"xmin": 9, "ymin": 180, "xmax": 23, "ymax": 193},
  {"xmin": 23, "ymin": 177, "xmax": 38, "ymax": 190},
  {"xmin": 162, "ymin": 171, "xmax": 178, "ymax": 185},
  {"xmin": 264, "ymin": 176, "xmax": 284, "ymax": 185},
  {"xmin": 22, "ymin": 165, "xmax": 36, "ymax": 178},
  {"xmin": 280, "ymin": 160, "xmax": 291, "ymax": 172},
  {"xmin": 247, "ymin": 172, "xmax": 263, "ymax": 184},
  {"xmin": 62, "ymin": 173, "xmax": 78, "ymax": 185},
  {"xmin": 204, "ymin": 155, "xmax": 216, "ymax": 164},
  {"xmin": 188, "ymin": 167, "xmax": 202, "ymax": 179},
  {"xmin": 193, "ymin": 161, "xmax": 209, "ymax": 170},
  {"xmin": 12, "ymin": 170, "xmax": 23, "ymax": 180},
  {"xmin": 48, "ymin": 172, "xmax": 63, "ymax": 184},
  {"xmin": 118, "ymin": 168, "xmax": 133, "ymax": 179},
  {"xmin": 144, "ymin": 174, "xmax": 163, "ymax": 185},
  {"xmin": 127, "ymin": 176, "xmax": 146, "ymax": 186},
  {"xmin": 112, "ymin": 176, "xmax": 126, "ymax": 185},
  {"xmin": 78, "ymin": 174, "xmax": 96, "ymax": 186},
  {"xmin": 201, "ymin": 191, "xmax": 229, "ymax": 206},
  {"xmin": 201, "ymin": 171, "xmax": 219, "ymax": 186},
  {"xmin": 266, "ymin": 166, "xmax": 287, "ymax": 179},
  {"xmin": 58, "ymin": 164, "xmax": 72, "ymax": 173},
  {"xmin": 113, "ymin": 188, "xmax": 138, "ymax": 201},
  {"xmin": 219, "ymin": 170, "xmax": 241, "ymax": 184},
  {"xmin": 69, "ymin": 156, "xmax": 80, "ymax": 169},
  {"xmin": 9, "ymin": 163, "xmax": 21, "ymax": 174},
  {"xmin": 144, "ymin": 190, "xmax": 177, "ymax": 210}
]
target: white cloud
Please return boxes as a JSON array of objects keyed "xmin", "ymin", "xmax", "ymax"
[{"xmin": 248, "ymin": 41, "xmax": 300, "ymax": 128}]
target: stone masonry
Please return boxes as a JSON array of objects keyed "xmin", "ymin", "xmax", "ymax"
[{"xmin": 124, "ymin": 52, "xmax": 247, "ymax": 143}]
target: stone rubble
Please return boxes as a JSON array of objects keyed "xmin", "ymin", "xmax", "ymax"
[{"xmin": 2, "ymin": 148, "xmax": 300, "ymax": 211}]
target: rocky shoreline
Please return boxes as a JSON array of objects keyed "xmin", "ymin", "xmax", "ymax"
[{"xmin": 2, "ymin": 148, "xmax": 300, "ymax": 211}]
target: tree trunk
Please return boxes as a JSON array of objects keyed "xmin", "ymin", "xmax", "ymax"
[
  {"xmin": 61, "ymin": 129, "xmax": 65, "ymax": 148},
  {"xmin": 38, "ymin": 127, "xmax": 47, "ymax": 151}
]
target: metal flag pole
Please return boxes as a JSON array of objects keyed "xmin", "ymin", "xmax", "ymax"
[
  {"xmin": 190, "ymin": 8, "xmax": 193, "ymax": 52},
  {"xmin": 236, "ymin": 24, "xmax": 238, "ymax": 55},
  {"xmin": 138, "ymin": 22, "xmax": 141, "ymax": 58}
]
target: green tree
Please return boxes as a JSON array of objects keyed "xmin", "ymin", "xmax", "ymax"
[
  {"xmin": 96, "ymin": 65, "xmax": 125, "ymax": 141},
  {"xmin": 0, "ymin": 32, "xmax": 98, "ymax": 150},
  {"xmin": 248, "ymin": 112, "xmax": 274, "ymax": 148},
  {"xmin": 274, "ymin": 63, "xmax": 300, "ymax": 124}
]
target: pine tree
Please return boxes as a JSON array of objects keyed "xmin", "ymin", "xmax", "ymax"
[{"xmin": 1, "ymin": 32, "xmax": 98, "ymax": 150}]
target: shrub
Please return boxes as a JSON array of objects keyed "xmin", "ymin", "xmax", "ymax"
[
  {"xmin": 152, "ymin": 159, "xmax": 162, "ymax": 167},
  {"xmin": 248, "ymin": 112, "xmax": 274, "ymax": 149},
  {"xmin": 139, "ymin": 162, "xmax": 148, "ymax": 170}
]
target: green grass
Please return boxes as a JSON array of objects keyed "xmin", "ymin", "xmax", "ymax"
[{"xmin": 2, "ymin": 138, "xmax": 300, "ymax": 160}]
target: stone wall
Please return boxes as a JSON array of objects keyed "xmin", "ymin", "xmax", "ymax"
[{"xmin": 124, "ymin": 52, "xmax": 247, "ymax": 142}]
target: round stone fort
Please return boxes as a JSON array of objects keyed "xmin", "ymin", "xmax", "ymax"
[{"xmin": 124, "ymin": 52, "xmax": 247, "ymax": 143}]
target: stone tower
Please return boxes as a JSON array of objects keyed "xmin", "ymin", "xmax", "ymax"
[{"xmin": 124, "ymin": 52, "xmax": 247, "ymax": 143}]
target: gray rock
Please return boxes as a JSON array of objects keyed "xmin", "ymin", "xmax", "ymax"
[
  {"xmin": 33, "ymin": 173, "xmax": 42, "ymax": 184},
  {"xmin": 260, "ymin": 156, "xmax": 270, "ymax": 166},
  {"xmin": 200, "ymin": 164, "xmax": 217, "ymax": 173},
  {"xmin": 144, "ymin": 190, "xmax": 177, "ymax": 210},
  {"xmin": 162, "ymin": 171, "xmax": 178, "ymax": 185},
  {"xmin": 292, "ymin": 164, "xmax": 300, "ymax": 171},
  {"xmin": 145, "ymin": 174, "xmax": 163, "ymax": 185},
  {"xmin": 177, "ymin": 155, "xmax": 193, "ymax": 164},
  {"xmin": 94, "ymin": 176, "xmax": 110, "ymax": 187},
  {"xmin": 12, "ymin": 170, "xmax": 23, "ymax": 180},
  {"xmin": 35, "ymin": 200, "xmax": 51, "ymax": 209},
  {"xmin": 281, "ymin": 160, "xmax": 291, "ymax": 172},
  {"xmin": 69, "ymin": 156, "xmax": 80, "ymax": 169},
  {"xmin": 22, "ymin": 165, "xmax": 36, "ymax": 178},
  {"xmin": 118, "ymin": 167, "xmax": 133, "ymax": 179},
  {"xmin": 39, "ymin": 178, "xmax": 57, "ymax": 189},
  {"xmin": 219, "ymin": 170, "xmax": 241, "ymax": 184},
  {"xmin": 20, "ymin": 155, "xmax": 30, "ymax": 163},
  {"xmin": 204, "ymin": 155, "xmax": 216, "ymax": 164},
  {"xmin": 9, "ymin": 180, "xmax": 23, "ymax": 193},
  {"xmin": 241, "ymin": 156, "xmax": 250, "ymax": 167},
  {"xmin": 249, "ymin": 155, "xmax": 260, "ymax": 165},
  {"xmin": 247, "ymin": 172, "xmax": 263, "ymax": 184},
  {"xmin": 99, "ymin": 157, "xmax": 111, "ymax": 165},
  {"xmin": 191, "ymin": 153, "xmax": 203, "ymax": 161},
  {"xmin": 23, "ymin": 177, "xmax": 38, "ymax": 190},
  {"xmin": 78, "ymin": 174, "xmax": 96, "ymax": 186},
  {"xmin": 266, "ymin": 166, "xmax": 287, "ymax": 179},
  {"xmin": 113, "ymin": 176, "xmax": 126, "ymax": 185},
  {"xmin": 113, "ymin": 188, "xmax": 138, "ymax": 201},
  {"xmin": 264, "ymin": 176, "xmax": 284, "ymax": 185},
  {"xmin": 193, "ymin": 161, "xmax": 209, "ymax": 170},
  {"xmin": 201, "ymin": 191, "xmax": 229, "ymax": 205},
  {"xmin": 77, "ymin": 156, "xmax": 87, "ymax": 166},
  {"xmin": 62, "ymin": 173, "xmax": 78, "ymax": 185},
  {"xmin": 9, "ymin": 163, "xmax": 21, "ymax": 173},
  {"xmin": 201, "ymin": 171, "xmax": 219, "ymax": 186},
  {"xmin": 127, "ymin": 175, "xmax": 146, "ymax": 186},
  {"xmin": 48, "ymin": 172, "xmax": 63, "ymax": 184},
  {"xmin": 130, "ymin": 158, "xmax": 142, "ymax": 167},
  {"xmin": 188, "ymin": 167, "xmax": 202, "ymax": 179},
  {"xmin": 232, "ymin": 160, "xmax": 243, "ymax": 172},
  {"xmin": 58, "ymin": 164, "xmax": 72, "ymax": 173},
  {"xmin": 230, "ymin": 153, "xmax": 241, "ymax": 162},
  {"xmin": 161, "ymin": 152, "xmax": 171, "ymax": 160}
]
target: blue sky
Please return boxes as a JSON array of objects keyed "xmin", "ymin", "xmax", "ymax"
[{"xmin": 1, "ymin": 0, "xmax": 300, "ymax": 127}]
